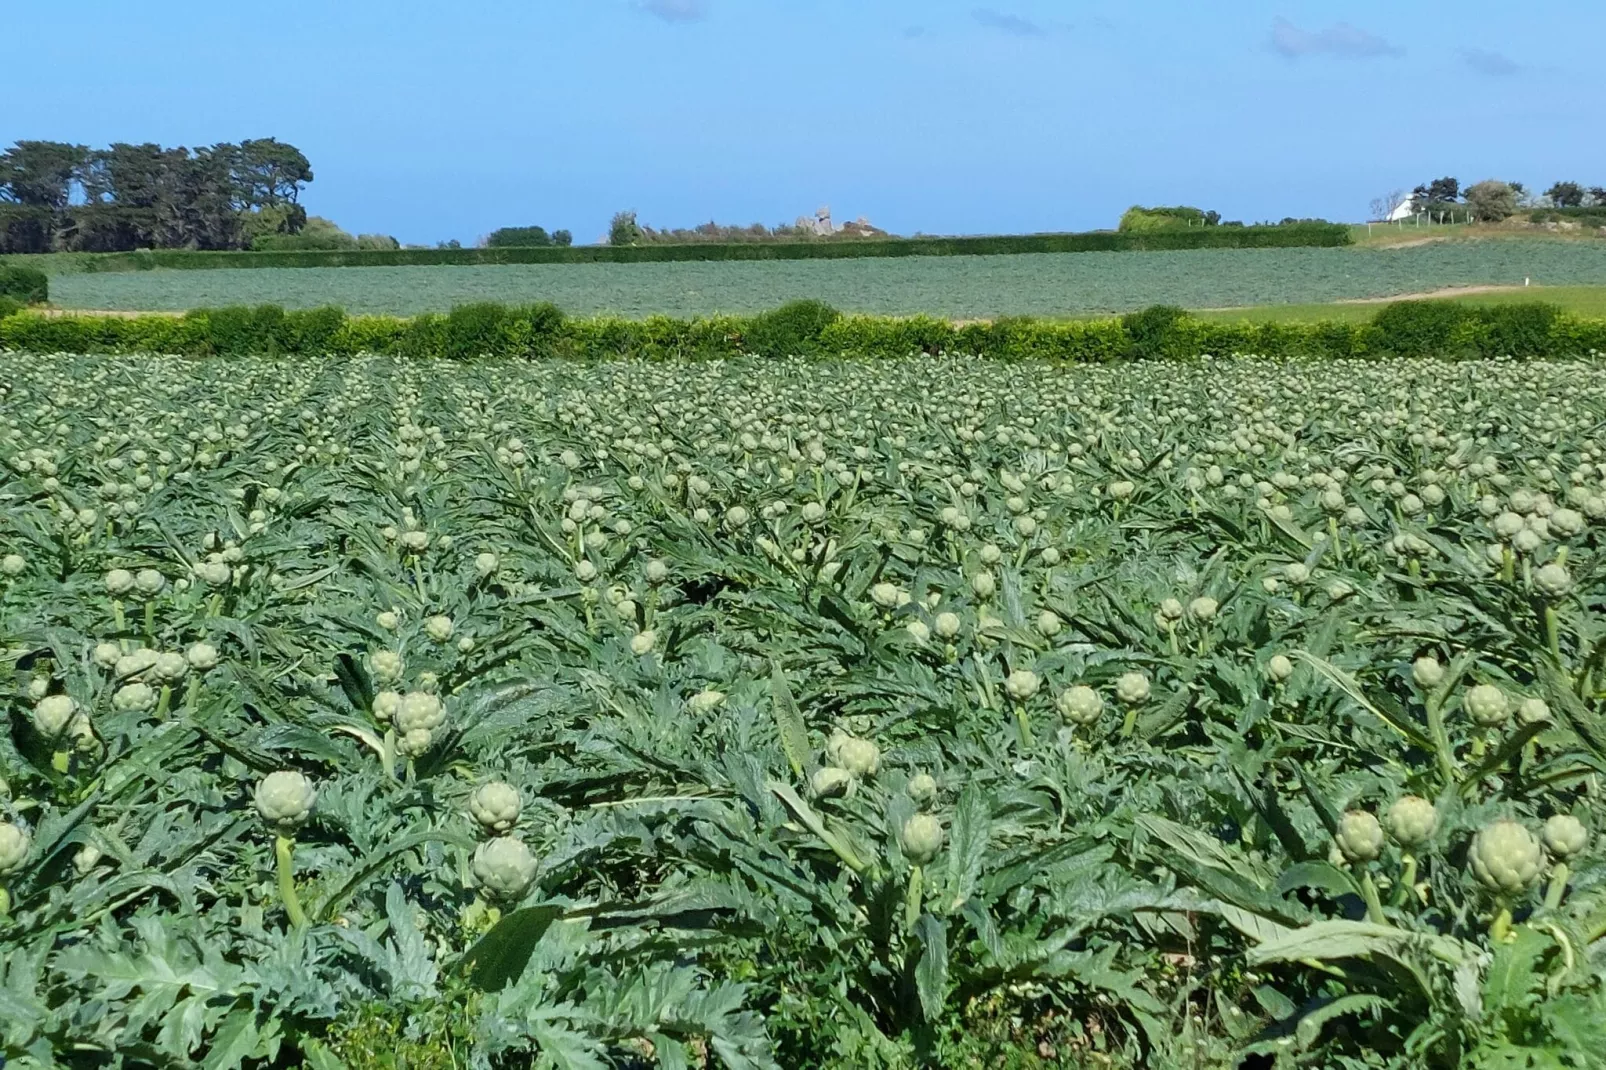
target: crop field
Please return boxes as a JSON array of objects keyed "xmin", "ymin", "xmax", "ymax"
[
  {"xmin": 3, "ymin": 350, "xmax": 1606, "ymax": 1068},
  {"xmin": 44, "ymin": 239, "xmax": 1606, "ymax": 318}
]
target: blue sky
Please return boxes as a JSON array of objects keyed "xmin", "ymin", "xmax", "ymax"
[{"xmin": 8, "ymin": 1, "xmax": 1603, "ymax": 244}]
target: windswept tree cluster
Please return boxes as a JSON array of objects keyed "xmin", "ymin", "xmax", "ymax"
[
  {"xmin": 0, "ymin": 139, "xmax": 313, "ymax": 254},
  {"xmin": 1402, "ymin": 176, "xmax": 1606, "ymax": 222}
]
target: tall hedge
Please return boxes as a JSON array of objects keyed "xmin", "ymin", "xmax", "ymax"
[
  {"xmin": 40, "ymin": 223, "xmax": 1354, "ymax": 274},
  {"xmin": 0, "ymin": 264, "xmax": 47, "ymax": 304},
  {"xmin": 3, "ymin": 300, "xmax": 1603, "ymax": 362}
]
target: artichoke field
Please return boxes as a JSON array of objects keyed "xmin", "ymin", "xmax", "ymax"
[{"xmin": 2, "ymin": 349, "xmax": 1606, "ymax": 1068}]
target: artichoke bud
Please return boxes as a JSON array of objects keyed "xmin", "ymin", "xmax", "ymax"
[
  {"xmin": 900, "ymin": 814, "xmax": 945, "ymax": 866},
  {"xmin": 254, "ymin": 770, "xmax": 317, "ymax": 835}
]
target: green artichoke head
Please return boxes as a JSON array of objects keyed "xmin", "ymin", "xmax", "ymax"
[
  {"xmin": 472, "ymin": 836, "xmax": 538, "ymax": 899},
  {"xmin": 1469, "ymin": 820, "xmax": 1544, "ymax": 896},
  {"xmin": 255, "ymin": 770, "xmax": 317, "ymax": 834}
]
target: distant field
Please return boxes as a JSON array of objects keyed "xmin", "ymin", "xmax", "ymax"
[
  {"xmin": 1194, "ymin": 285, "xmax": 1606, "ymax": 324},
  {"xmin": 44, "ymin": 240, "xmax": 1606, "ymax": 319}
]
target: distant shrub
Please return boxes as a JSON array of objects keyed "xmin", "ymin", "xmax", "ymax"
[
  {"xmin": 1477, "ymin": 303, "xmax": 1561, "ymax": 357},
  {"xmin": 0, "ymin": 264, "xmax": 48, "ymax": 304},
  {"xmin": 0, "ymin": 295, "xmax": 22, "ymax": 319},
  {"xmin": 487, "ymin": 226, "xmax": 555, "ymax": 248},
  {"xmin": 742, "ymin": 299, "xmax": 841, "ymax": 356},
  {"xmin": 1121, "ymin": 304, "xmax": 1191, "ymax": 359},
  {"xmin": 1372, "ymin": 301, "xmax": 1472, "ymax": 355},
  {"xmin": 1119, "ymin": 206, "xmax": 1218, "ymax": 232},
  {"xmin": 442, "ymin": 303, "xmax": 509, "ymax": 360}
]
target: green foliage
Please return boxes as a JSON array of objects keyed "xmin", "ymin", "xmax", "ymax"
[
  {"xmin": 1119, "ymin": 205, "xmax": 1219, "ymax": 232},
  {"xmin": 6, "ymin": 299, "xmax": 1606, "ymax": 361},
  {"xmin": 743, "ymin": 299, "xmax": 842, "ymax": 356},
  {"xmin": 1120, "ymin": 304, "xmax": 1191, "ymax": 359},
  {"xmin": 1372, "ymin": 300, "xmax": 1473, "ymax": 355},
  {"xmin": 0, "ymin": 296, "xmax": 21, "ymax": 319},
  {"xmin": 252, "ymin": 216, "xmax": 360, "ymax": 252},
  {"xmin": 1465, "ymin": 180, "xmax": 1520, "ymax": 223},
  {"xmin": 487, "ymin": 226, "xmax": 558, "ymax": 248},
  {"xmin": 0, "ymin": 264, "xmax": 48, "ymax": 304}
]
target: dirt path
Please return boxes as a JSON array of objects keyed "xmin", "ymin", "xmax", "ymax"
[{"xmin": 1333, "ymin": 283, "xmax": 1531, "ymax": 305}]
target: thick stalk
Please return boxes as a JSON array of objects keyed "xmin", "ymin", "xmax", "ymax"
[
  {"xmin": 275, "ymin": 835, "xmax": 307, "ymax": 928},
  {"xmin": 1545, "ymin": 863, "xmax": 1571, "ymax": 911},
  {"xmin": 1545, "ymin": 607, "xmax": 1562, "ymax": 665},
  {"xmin": 0, "ymin": 884, "xmax": 10, "ymax": 916},
  {"xmin": 1392, "ymin": 855, "xmax": 1417, "ymax": 908},
  {"xmin": 1490, "ymin": 902, "xmax": 1513, "ymax": 944},
  {"xmin": 1360, "ymin": 870, "xmax": 1387, "ymax": 925},
  {"xmin": 1013, "ymin": 704, "xmax": 1035, "ymax": 750},
  {"xmin": 1423, "ymin": 691, "xmax": 1459, "ymax": 788},
  {"xmin": 904, "ymin": 865, "xmax": 924, "ymax": 932},
  {"xmin": 143, "ymin": 600, "xmax": 155, "ymax": 642},
  {"xmin": 52, "ymin": 748, "xmax": 71, "ymax": 775}
]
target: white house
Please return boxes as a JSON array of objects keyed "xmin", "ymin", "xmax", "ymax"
[{"xmin": 1387, "ymin": 199, "xmax": 1416, "ymax": 222}]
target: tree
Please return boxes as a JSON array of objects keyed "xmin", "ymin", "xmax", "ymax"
[
  {"xmin": 487, "ymin": 225, "xmax": 553, "ymax": 247},
  {"xmin": 236, "ymin": 138, "xmax": 313, "ymax": 207},
  {"xmin": 0, "ymin": 140, "xmax": 87, "ymax": 208},
  {"xmin": 1545, "ymin": 181, "xmax": 1585, "ymax": 208},
  {"xmin": 1589, "ymin": 187, "xmax": 1606, "ymax": 208},
  {"xmin": 1464, "ymin": 180, "xmax": 1518, "ymax": 222},
  {"xmin": 1410, "ymin": 177, "xmax": 1460, "ymax": 213},
  {"xmin": 553, "ymin": 229, "xmax": 573, "ymax": 247},
  {"xmin": 1369, "ymin": 189, "xmax": 1408, "ymax": 221},
  {"xmin": 609, "ymin": 210, "xmax": 643, "ymax": 246}
]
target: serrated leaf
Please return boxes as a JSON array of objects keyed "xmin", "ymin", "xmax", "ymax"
[
  {"xmin": 769, "ymin": 661, "xmax": 809, "ymax": 779},
  {"xmin": 913, "ymin": 914, "xmax": 948, "ymax": 1022},
  {"xmin": 458, "ymin": 904, "xmax": 566, "ymax": 990}
]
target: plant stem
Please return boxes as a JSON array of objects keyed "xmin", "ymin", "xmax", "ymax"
[
  {"xmin": 1490, "ymin": 902, "xmax": 1513, "ymax": 943},
  {"xmin": 1013, "ymin": 704, "xmax": 1034, "ymax": 749},
  {"xmin": 1545, "ymin": 863, "xmax": 1571, "ymax": 911},
  {"xmin": 0, "ymin": 884, "xmax": 9, "ymax": 916},
  {"xmin": 1424, "ymin": 692, "xmax": 1458, "ymax": 788},
  {"xmin": 1393, "ymin": 856, "xmax": 1417, "ymax": 908},
  {"xmin": 904, "ymin": 865, "xmax": 924, "ymax": 933},
  {"xmin": 1360, "ymin": 870, "xmax": 1387, "ymax": 925},
  {"xmin": 275, "ymin": 834, "xmax": 307, "ymax": 928},
  {"xmin": 52, "ymin": 747, "xmax": 70, "ymax": 775},
  {"xmin": 1545, "ymin": 606, "xmax": 1562, "ymax": 664}
]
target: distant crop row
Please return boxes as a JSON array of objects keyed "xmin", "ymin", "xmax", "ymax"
[
  {"xmin": 25, "ymin": 222, "xmax": 1352, "ymax": 274},
  {"xmin": 41, "ymin": 240, "xmax": 1606, "ymax": 320}
]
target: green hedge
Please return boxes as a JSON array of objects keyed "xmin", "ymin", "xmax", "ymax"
[
  {"xmin": 0, "ymin": 264, "xmax": 48, "ymax": 303},
  {"xmin": 3, "ymin": 299, "xmax": 1603, "ymax": 362},
  {"xmin": 41, "ymin": 223, "xmax": 1354, "ymax": 273}
]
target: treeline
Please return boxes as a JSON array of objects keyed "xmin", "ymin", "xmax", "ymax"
[
  {"xmin": 41, "ymin": 222, "xmax": 1354, "ymax": 274},
  {"xmin": 1398, "ymin": 176, "xmax": 1606, "ymax": 222},
  {"xmin": 605, "ymin": 210, "xmax": 886, "ymax": 246},
  {"xmin": 0, "ymin": 138, "xmax": 313, "ymax": 254},
  {"xmin": 3, "ymin": 297, "xmax": 1598, "ymax": 363}
]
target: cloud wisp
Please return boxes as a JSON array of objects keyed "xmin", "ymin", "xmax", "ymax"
[
  {"xmin": 972, "ymin": 9, "xmax": 1045, "ymax": 38},
  {"xmin": 1460, "ymin": 48, "xmax": 1522, "ymax": 77},
  {"xmin": 635, "ymin": 0, "xmax": 707, "ymax": 24},
  {"xmin": 1270, "ymin": 17, "xmax": 1400, "ymax": 59}
]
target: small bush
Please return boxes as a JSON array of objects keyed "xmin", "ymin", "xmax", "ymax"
[
  {"xmin": 0, "ymin": 295, "xmax": 21, "ymax": 319},
  {"xmin": 1477, "ymin": 303, "xmax": 1561, "ymax": 357},
  {"xmin": 1121, "ymin": 305, "xmax": 1191, "ymax": 359},
  {"xmin": 0, "ymin": 264, "xmax": 48, "ymax": 304},
  {"xmin": 742, "ymin": 299, "xmax": 842, "ymax": 357},
  {"xmin": 442, "ymin": 303, "xmax": 510, "ymax": 360},
  {"xmin": 1372, "ymin": 301, "xmax": 1472, "ymax": 356}
]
